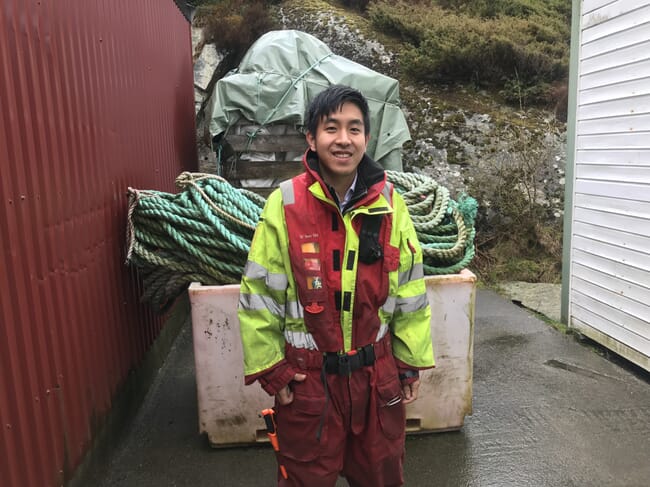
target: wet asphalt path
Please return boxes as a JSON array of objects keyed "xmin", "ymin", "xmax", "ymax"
[{"xmin": 81, "ymin": 289, "xmax": 650, "ymax": 487}]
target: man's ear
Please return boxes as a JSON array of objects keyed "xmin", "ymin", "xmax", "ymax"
[{"xmin": 306, "ymin": 131, "xmax": 316, "ymax": 151}]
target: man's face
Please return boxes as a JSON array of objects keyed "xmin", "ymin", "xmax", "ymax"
[{"xmin": 306, "ymin": 101, "xmax": 369, "ymax": 184}]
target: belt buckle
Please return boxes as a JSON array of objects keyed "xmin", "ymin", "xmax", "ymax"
[
  {"xmin": 363, "ymin": 343, "xmax": 376, "ymax": 365},
  {"xmin": 340, "ymin": 349, "xmax": 366, "ymax": 375},
  {"xmin": 337, "ymin": 352, "xmax": 353, "ymax": 375},
  {"xmin": 325, "ymin": 348, "xmax": 371, "ymax": 375}
]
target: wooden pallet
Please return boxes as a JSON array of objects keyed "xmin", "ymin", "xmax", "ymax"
[{"xmin": 220, "ymin": 133, "xmax": 306, "ymax": 197}]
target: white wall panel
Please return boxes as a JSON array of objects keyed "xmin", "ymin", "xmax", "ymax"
[
  {"xmin": 577, "ymin": 113, "xmax": 650, "ymax": 133},
  {"xmin": 579, "ymin": 94, "xmax": 650, "ymax": 120},
  {"xmin": 581, "ymin": 42, "xmax": 650, "ymax": 75},
  {"xmin": 582, "ymin": 21, "xmax": 650, "ymax": 58},
  {"xmin": 573, "ymin": 221, "xmax": 650, "ymax": 255},
  {"xmin": 583, "ymin": 1, "xmax": 650, "ymax": 37},
  {"xmin": 583, "ymin": 0, "xmax": 618, "ymax": 16},
  {"xmin": 577, "ymin": 131, "xmax": 650, "ymax": 149},
  {"xmin": 574, "ymin": 248, "xmax": 650, "ymax": 286},
  {"xmin": 572, "ymin": 290, "xmax": 650, "ymax": 339},
  {"xmin": 574, "ymin": 280, "xmax": 649, "ymax": 335},
  {"xmin": 574, "ymin": 193, "xmax": 650, "ymax": 218},
  {"xmin": 571, "ymin": 311, "xmax": 650, "ymax": 356},
  {"xmin": 575, "ymin": 163, "xmax": 650, "ymax": 182},
  {"xmin": 580, "ymin": 58, "xmax": 650, "ymax": 90},
  {"xmin": 574, "ymin": 207, "xmax": 650, "ymax": 239},
  {"xmin": 574, "ymin": 262, "xmax": 650, "ymax": 305},
  {"xmin": 575, "ymin": 179, "xmax": 650, "ymax": 201},
  {"xmin": 579, "ymin": 77, "xmax": 650, "ymax": 104},
  {"xmin": 575, "ymin": 148, "xmax": 650, "ymax": 165},
  {"xmin": 568, "ymin": 0, "xmax": 650, "ymax": 369},
  {"xmin": 573, "ymin": 235, "xmax": 650, "ymax": 273}
]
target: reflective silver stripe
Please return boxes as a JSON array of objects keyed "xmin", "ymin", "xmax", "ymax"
[
  {"xmin": 243, "ymin": 261, "xmax": 288, "ymax": 291},
  {"xmin": 239, "ymin": 293, "xmax": 285, "ymax": 318},
  {"xmin": 395, "ymin": 293, "xmax": 429, "ymax": 313},
  {"xmin": 240, "ymin": 293, "xmax": 303, "ymax": 320},
  {"xmin": 285, "ymin": 300, "xmax": 304, "ymax": 320},
  {"xmin": 398, "ymin": 262, "xmax": 424, "ymax": 287},
  {"xmin": 375, "ymin": 323, "xmax": 389, "ymax": 342},
  {"xmin": 284, "ymin": 330, "xmax": 319, "ymax": 350},
  {"xmin": 382, "ymin": 296, "xmax": 396, "ymax": 315},
  {"xmin": 382, "ymin": 182, "xmax": 393, "ymax": 203},
  {"xmin": 280, "ymin": 179, "xmax": 295, "ymax": 205}
]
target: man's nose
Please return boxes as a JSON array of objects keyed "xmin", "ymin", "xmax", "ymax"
[{"xmin": 336, "ymin": 130, "xmax": 351, "ymax": 145}]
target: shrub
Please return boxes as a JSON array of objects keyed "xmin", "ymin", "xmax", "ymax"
[
  {"xmin": 466, "ymin": 127, "xmax": 563, "ymax": 282},
  {"xmin": 367, "ymin": 3, "xmax": 426, "ymax": 45},
  {"xmin": 341, "ymin": 0, "xmax": 371, "ymax": 12},
  {"xmin": 368, "ymin": 0, "xmax": 570, "ymax": 107},
  {"xmin": 433, "ymin": 0, "xmax": 571, "ymax": 23},
  {"xmin": 198, "ymin": 0, "xmax": 278, "ymax": 61}
]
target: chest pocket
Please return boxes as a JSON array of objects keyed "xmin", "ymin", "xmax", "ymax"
[
  {"xmin": 358, "ymin": 214, "xmax": 384, "ymax": 265},
  {"xmin": 355, "ymin": 213, "xmax": 398, "ymax": 314}
]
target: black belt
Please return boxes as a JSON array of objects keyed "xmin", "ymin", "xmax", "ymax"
[{"xmin": 323, "ymin": 343, "xmax": 376, "ymax": 375}]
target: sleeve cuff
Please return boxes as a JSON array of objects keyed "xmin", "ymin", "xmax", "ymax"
[
  {"xmin": 398, "ymin": 368, "xmax": 420, "ymax": 385},
  {"xmin": 394, "ymin": 357, "xmax": 429, "ymax": 385},
  {"xmin": 245, "ymin": 360, "xmax": 296, "ymax": 396}
]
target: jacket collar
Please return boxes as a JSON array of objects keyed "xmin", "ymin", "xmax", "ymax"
[{"xmin": 302, "ymin": 149, "xmax": 386, "ymax": 210}]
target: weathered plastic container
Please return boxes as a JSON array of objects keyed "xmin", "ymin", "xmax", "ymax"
[{"xmin": 189, "ymin": 269, "xmax": 476, "ymax": 447}]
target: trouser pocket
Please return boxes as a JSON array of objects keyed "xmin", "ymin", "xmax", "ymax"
[
  {"xmin": 275, "ymin": 379, "xmax": 327, "ymax": 461},
  {"xmin": 375, "ymin": 367, "xmax": 406, "ymax": 440}
]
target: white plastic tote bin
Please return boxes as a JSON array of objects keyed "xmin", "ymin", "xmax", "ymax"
[{"xmin": 189, "ymin": 269, "xmax": 476, "ymax": 447}]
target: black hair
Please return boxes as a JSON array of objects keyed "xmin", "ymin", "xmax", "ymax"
[{"xmin": 304, "ymin": 84, "xmax": 370, "ymax": 137}]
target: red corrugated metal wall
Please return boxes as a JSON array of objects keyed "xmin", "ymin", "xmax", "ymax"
[{"xmin": 0, "ymin": 1, "xmax": 197, "ymax": 486}]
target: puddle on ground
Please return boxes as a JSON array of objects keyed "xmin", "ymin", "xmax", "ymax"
[{"xmin": 482, "ymin": 333, "xmax": 530, "ymax": 347}]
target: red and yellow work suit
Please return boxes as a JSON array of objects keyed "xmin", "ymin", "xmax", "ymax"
[{"xmin": 238, "ymin": 150, "xmax": 434, "ymax": 486}]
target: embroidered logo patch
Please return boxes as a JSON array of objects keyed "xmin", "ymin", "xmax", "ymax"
[
  {"xmin": 304, "ymin": 258, "xmax": 321, "ymax": 271},
  {"xmin": 301, "ymin": 242, "xmax": 320, "ymax": 253},
  {"xmin": 307, "ymin": 276, "xmax": 323, "ymax": 290}
]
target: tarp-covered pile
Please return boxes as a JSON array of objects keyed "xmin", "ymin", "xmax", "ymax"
[{"xmin": 206, "ymin": 29, "xmax": 411, "ymax": 171}]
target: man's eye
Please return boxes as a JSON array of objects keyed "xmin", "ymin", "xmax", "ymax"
[{"xmin": 325, "ymin": 127, "xmax": 337, "ymax": 132}]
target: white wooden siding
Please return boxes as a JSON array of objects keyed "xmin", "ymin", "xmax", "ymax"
[
  {"xmin": 574, "ymin": 247, "xmax": 650, "ymax": 286},
  {"xmin": 575, "ymin": 179, "xmax": 650, "ymax": 200},
  {"xmin": 579, "ymin": 95, "xmax": 650, "ymax": 119},
  {"xmin": 569, "ymin": 0, "xmax": 650, "ymax": 366},
  {"xmin": 582, "ymin": 1, "xmax": 650, "ymax": 34},
  {"xmin": 583, "ymin": 0, "xmax": 619, "ymax": 16},
  {"xmin": 579, "ymin": 77, "xmax": 650, "ymax": 105},
  {"xmin": 575, "ymin": 281, "xmax": 648, "ymax": 336},
  {"xmin": 578, "ymin": 113, "xmax": 650, "ymax": 134},
  {"xmin": 572, "ymin": 148, "xmax": 650, "ymax": 164},
  {"xmin": 574, "ymin": 193, "xmax": 650, "ymax": 218},
  {"xmin": 581, "ymin": 21, "xmax": 650, "ymax": 59}
]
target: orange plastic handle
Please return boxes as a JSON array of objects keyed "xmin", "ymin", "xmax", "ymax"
[
  {"xmin": 267, "ymin": 432, "xmax": 280, "ymax": 451},
  {"xmin": 261, "ymin": 409, "xmax": 288, "ymax": 479}
]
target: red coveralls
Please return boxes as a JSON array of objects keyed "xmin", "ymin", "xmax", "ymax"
[{"xmin": 244, "ymin": 152, "xmax": 432, "ymax": 486}]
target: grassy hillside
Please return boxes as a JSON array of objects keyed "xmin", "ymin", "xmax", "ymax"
[
  {"xmin": 194, "ymin": 0, "xmax": 571, "ymax": 284},
  {"xmin": 368, "ymin": 0, "xmax": 570, "ymax": 107},
  {"xmin": 194, "ymin": 0, "xmax": 570, "ymax": 107}
]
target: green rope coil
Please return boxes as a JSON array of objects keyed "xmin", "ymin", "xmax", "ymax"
[
  {"xmin": 126, "ymin": 171, "xmax": 477, "ymax": 310},
  {"xmin": 385, "ymin": 170, "xmax": 477, "ymax": 275}
]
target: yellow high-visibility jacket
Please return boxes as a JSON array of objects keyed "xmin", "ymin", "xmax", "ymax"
[{"xmin": 238, "ymin": 151, "xmax": 434, "ymax": 393}]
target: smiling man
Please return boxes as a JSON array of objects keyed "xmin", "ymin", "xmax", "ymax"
[
  {"xmin": 238, "ymin": 85, "xmax": 434, "ymax": 487},
  {"xmin": 305, "ymin": 91, "xmax": 368, "ymax": 205}
]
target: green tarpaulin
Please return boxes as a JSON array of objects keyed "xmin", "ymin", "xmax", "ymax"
[{"xmin": 207, "ymin": 30, "xmax": 411, "ymax": 171}]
